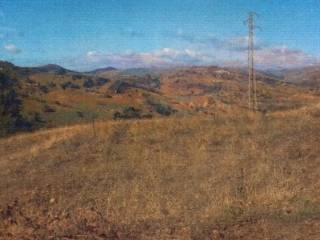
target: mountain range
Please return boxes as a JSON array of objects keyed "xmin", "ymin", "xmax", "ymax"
[{"xmin": 1, "ymin": 60, "xmax": 320, "ymax": 137}]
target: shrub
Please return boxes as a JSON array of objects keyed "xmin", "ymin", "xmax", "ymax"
[
  {"xmin": 111, "ymin": 81, "xmax": 132, "ymax": 94},
  {"xmin": 113, "ymin": 107, "xmax": 142, "ymax": 119},
  {"xmin": 72, "ymin": 74, "xmax": 82, "ymax": 80},
  {"xmin": 154, "ymin": 103, "xmax": 175, "ymax": 116},
  {"xmin": 0, "ymin": 73, "xmax": 31, "ymax": 136},
  {"xmin": 147, "ymin": 99, "xmax": 176, "ymax": 116},
  {"xmin": 61, "ymin": 82, "xmax": 80, "ymax": 90},
  {"xmin": 43, "ymin": 104, "xmax": 55, "ymax": 113},
  {"xmin": 83, "ymin": 79, "xmax": 95, "ymax": 88},
  {"xmin": 96, "ymin": 78, "xmax": 109, "ymax": 86},
  {"xmin": 39, "ymin": 85, "xmax": 50, "ymax": 93}
]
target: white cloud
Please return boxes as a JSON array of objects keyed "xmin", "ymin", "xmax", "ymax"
[
  {"xmin": 4, "ymin": 44, "xmax": 22, "ymax": 54},
  {"xmin": 83, "ymin": 45, "xmax": 317, "ymax": 70},
  {"xmin": 86, "ymin": 51, "xmax": 101, "ymax": 62},
  {"xmin": 84, "ymin": 48, "xmax": 211, "ymax": 69},
  {"xmin": 80, "ymin": 33, "xmax": 318, "ymax": 70},
  {"xmin": 164, "ymin": 30, "xmax": 319, "ymax": 69}
]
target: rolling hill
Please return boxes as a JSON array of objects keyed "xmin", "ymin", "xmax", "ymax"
[
  {"xmin": 1, "ymin": 108, "xmax": 320, "ymax": 239},
  {"xmin": 1, "ymin": 61, "xmax": 320, "ymax": 137},
  {"xmin": 282, "ymin": 66, "xmax": 320, "ymax": 89},
  {"xmin": 85, "ymin": 67, "xmax": 118, "ymax": 75},
  {"xmin": 1, "ymin": 61, "xmax": 320, "ymax": 239}
]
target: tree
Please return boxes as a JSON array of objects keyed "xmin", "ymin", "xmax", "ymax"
[{"xmin": 0, "ymin": 73, "xmax": 30, "ymax": 136}]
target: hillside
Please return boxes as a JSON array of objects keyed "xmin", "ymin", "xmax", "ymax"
[
  {"xmin": 1, "ymin": 107, "xmax": 320, "ymax": 239},
  {"xmin": 283, "ymin": 66, "xmax": 320, "ymax": 89},
  {"xmin": 1, "ymin": 62, "xmax": 320, "ymax": 137},
  {"xmin": 158, "ymin": 66, "xmax": 319, "ymax": 113},
  {"xmin": 1, "ymin": 62, "xmax": 320, "ymax": 239},
  {"xmin": 0, "ymin": 62, "xmax": 178, "ymax": 136},
  {"xmin": 85, "ymin": 67, "xmax": 117, "ymax": 75}
]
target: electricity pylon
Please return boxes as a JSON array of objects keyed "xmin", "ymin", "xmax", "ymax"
[{"xmin": 245, "ymin": 12, "xmax": 259, "ymax": 111}]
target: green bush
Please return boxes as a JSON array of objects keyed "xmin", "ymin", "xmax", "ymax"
[
  {"xmin": 113, "ymin": 107, "xmax": 142, "ymax": 119},
  {"xmin": 0, "ymin": 73, "xmax": 30, "ymax": 136}
]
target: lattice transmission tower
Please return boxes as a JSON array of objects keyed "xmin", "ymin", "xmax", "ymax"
[{"xmin": 245, "ymin": 12, "xmax": 259, "ymax": 111}]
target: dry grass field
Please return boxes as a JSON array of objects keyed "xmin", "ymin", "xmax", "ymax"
[
  {"xmin": 1, "ymin": 104, "xmax": 320, "ymax": 239},
  {"xmin": 2, "ymin": 1, "xmax": 320, "ymax": 239}
]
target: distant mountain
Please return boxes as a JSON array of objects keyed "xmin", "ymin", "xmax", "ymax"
[
  {"xmin": 0, "ymin": 61, "xmax": 24, "ymax": 75},
  {"xmin": 120, "ymin": 67, "xmax": 170, "ymax": 77},
  {"xmin": 0, "ymin": 62, "xmax": 77, "ymax": 76},
  {"xmin": 0, "ymin": 61, "xmax": 18, "ymax": 70},
  {"xmin": 30, "ymin": 64, "xmax": 76, "ymax": 75},
  {"xmin": 282, "ymin": 66, "xmax": 320, "ymax": 89},
  {"xmin": 230, "ymin": 66, "xmax": 320, "ymax": 89},
  {"xmin": 263, "ymin": 68, "xmax": 289, "ymax": 78},
  {"xmin": 86, "ymin": 67, "xmax": 117, "ymax": 75}
]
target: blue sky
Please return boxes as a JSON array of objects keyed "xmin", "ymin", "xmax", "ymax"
[{"xmin": 1, "ymin": 0, "xmax": 320, "ymax": 70}]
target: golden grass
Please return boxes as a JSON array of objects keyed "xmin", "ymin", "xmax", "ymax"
[{"xmin": 0, "ymin": 111, "xmax": 320, "ymax": 239}]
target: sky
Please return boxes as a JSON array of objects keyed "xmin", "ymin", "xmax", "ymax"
[{"xmin": 1, "ymin": 0, "xmax": 320, "ymax": 71}]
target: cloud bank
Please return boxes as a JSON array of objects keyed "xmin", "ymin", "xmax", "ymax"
[
  {"xmin": 70, "ymin": 30, "xmax": 318, "ymax": 71},
  {"xmin": 85, "ymin": 48, "xmax": 208, "ymax": 69}
]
